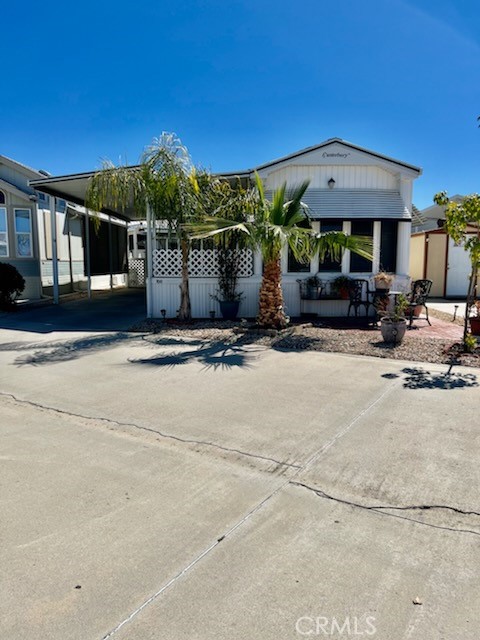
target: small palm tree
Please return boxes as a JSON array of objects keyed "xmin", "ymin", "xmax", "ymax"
[
  {"xmin": 86, "ymin": 133, "xmax": 201, "ymax": 320},
  {"xmin": 188, "ymin": 173, "xmax": 373, "ymax": 329}
]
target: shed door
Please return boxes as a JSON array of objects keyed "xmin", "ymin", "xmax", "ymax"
[
  {"xmin": 425, "ymin": 234, "xmax": 446, "ymax": 297},
  {"xmin": 446, "ymin": 237, "xmax": 471, "ymax": 297}
]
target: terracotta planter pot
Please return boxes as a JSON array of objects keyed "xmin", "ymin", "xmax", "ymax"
[{"xmin": 470, "ymin": 317, "xmax": 480, "ymax": 336}]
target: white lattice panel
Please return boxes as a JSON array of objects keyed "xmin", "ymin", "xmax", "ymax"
[
  {"xmin": 152, "ymin": 249, "xmax": 253, "ymax": 278},
  {"xmin": 128, "ymin": 258, "xmax": 146, "ymax": 287}
]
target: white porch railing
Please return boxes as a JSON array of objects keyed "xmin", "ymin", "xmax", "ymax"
[{"xmin": 152, "ymin": 248, "xmax": 254, "ymax": 278}]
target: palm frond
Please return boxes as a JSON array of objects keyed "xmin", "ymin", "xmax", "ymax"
[
  {"xmin": 315, "ymin": 231, "xmax": 373, "ymax": 263},
  {"xmin": 183, "ymin": 217, "xmax": 251, "ymax": 240},
  {"xmin": 283, "ymin": 181, "xmax": 310, "ymax": 225}
]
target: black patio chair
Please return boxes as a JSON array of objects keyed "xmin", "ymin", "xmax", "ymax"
[
  {"xmin": 347, "ymin": 279, "xmax": 372, "ymax": 317},
  {"xmin": 406, "ymin": 279, "xmax": 432, "ymax": 328}
]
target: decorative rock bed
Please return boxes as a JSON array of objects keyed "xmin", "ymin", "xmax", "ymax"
[{"xmin": 130, "ymin": 314, "xmax": 479, "ymax": 368}]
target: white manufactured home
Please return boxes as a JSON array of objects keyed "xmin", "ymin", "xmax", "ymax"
[{"xmin": 31, "ymin": 138, "xmax": 421, "ymax": 318}]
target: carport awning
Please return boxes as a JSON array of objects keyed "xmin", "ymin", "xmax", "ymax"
[
  {"xmin": 32, "ymin": 175, "xmax": 411, "ymax": 222},
  {"xmin": 30, "ymin": 170, "xmax": 139, "ymax": 221}
]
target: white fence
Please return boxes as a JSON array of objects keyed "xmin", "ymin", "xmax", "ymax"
[
  {"xmin": 128, "ymin": 258, "xmax": 146, "ymax": 287},
  {"xmin": 151, "ymin": 277, "xmax": 305, "ymax": 319},
  {"xmin": 147, "ymin": 247, "xmax": 410, "ymax": 319},
  {"xmin": 152, "ymin": 248, "xmax": 254, "ymax": 278}
]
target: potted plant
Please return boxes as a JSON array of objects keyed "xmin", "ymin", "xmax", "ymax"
[
  {"xmin": 374, "ymin": 271, "xmax": 394, "ymax": 292},
  {"xmin": 211, "ymin": 245, "xmax": 244, "ymax": 320},
  {"xmin": 0, "ymin": 263, "xmax": 25, "ymax": 310},
  {"xmin": 470, "ymin": 300, "xmax": 480, "ymax": 336},
  {"xmin": 305, "ymin": 275, "xmax": 322, "ymax": 300},
  {"xmin": 380, "ymin": 293, "xmax": 408, "ymax": 344},
  {"xmin": 331, "ymin": 275, "xmax": 352, "ymax": 300}
]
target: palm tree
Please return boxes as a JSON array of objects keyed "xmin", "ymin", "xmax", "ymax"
[
  {"xmin": 86, "ymin": 133, "xmax": 201, "ymax": 320},
  {"xmin": 188, "ymin": 173, "xmax": 373, "ymax": 329}
]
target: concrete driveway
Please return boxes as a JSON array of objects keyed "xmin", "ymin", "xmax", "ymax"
[
  {"xmin": 0, "ymin": 317, "xmax": 479, "ymax": 639},
  {"xmin": 0, "ymin": 288, "xmax": 146, "ymax": 334}
]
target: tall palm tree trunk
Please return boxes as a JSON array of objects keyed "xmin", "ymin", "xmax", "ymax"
[
  {"xmin": 178, "ymin": 237, "xmax": 191, "ymax": 320},
  {"xmin": 257, "ymin": 258, "xmax": 287, "ymax": 329}
]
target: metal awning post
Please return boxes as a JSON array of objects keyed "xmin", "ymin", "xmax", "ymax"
[
  {"xmin": 49, "ymin": 195, "xmax": 59, "ymax": 304},
  {"xmin": 108, "ymin": 214, "xmax": 113, "ymax": 290},
  {"xmin": 146, "ymin": 204, "xmax": 153, "ymax": 318},
  {"xmin": 85, "ymin": 209, "xmax": 92, "ymax": 299}
]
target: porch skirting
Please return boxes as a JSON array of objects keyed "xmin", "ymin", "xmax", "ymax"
[{"xmin": 150, "ymin": 276, "xmax": 367, "ymax": 319}]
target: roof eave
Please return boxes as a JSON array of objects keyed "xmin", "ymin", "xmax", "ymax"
[{"xmin": 254, "ymin": 138, "xmax": 422, "ymax": 175}]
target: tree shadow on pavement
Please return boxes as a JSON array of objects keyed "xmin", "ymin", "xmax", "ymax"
[
  {"xmin": 382, "ymin": 367, "xmax": 478, "ymax": 390},
  {"xmin": 128, "ymin": 339, "xmax": 260, "ymax": 371},
  {"xmin": 6, "ymin": 333, "xmax": 136, "ymax": 366}
]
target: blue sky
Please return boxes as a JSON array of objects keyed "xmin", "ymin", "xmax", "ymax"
[{"xmin": 2, "ymin": 0, "xmax": 479, "ymax": 208}]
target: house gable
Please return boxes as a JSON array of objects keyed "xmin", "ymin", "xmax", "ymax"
[{"xmin": 255, "ymin": 139, "xmax": 421, "ymax": 179}]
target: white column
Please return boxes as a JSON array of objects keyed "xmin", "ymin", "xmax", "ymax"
[
  {"xmin": 373, "ymin": 221, "xmax": 381, "ymax": 273},
  {"xmin": 49, "ymin": 195, "xmax": 59, "ymax": 304},
  {"xmin": 396, "ymin": 221, "xmax": 411, "ymax": 276},
  {"xmin": 108, "ymin": 215, "xmax": 113, "ymax": 290},
  {"xmin": 310, "ymin": 222, "xmax": 320, "ymax": 275},
  {"xmin": 341, "ymin": 221, "xmax": 351, "ymax": 274},
  {"xmin": 145, "ymin": 204, "xmax": 153, "ymax": 318},
  {"xmin": 253, "ymin": 249, "xmax": 262, "ymax": 276}
]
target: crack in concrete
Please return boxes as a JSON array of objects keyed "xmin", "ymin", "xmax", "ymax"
[
  {"xmin": 291, "ymin": 481, "xmax": 480, "ymax": 537},
  {"xmin": 0, "ymin": 391, "xmax": 301, "ymax": 471},
  {"xmin": 1, "ymin": 373, "xmax": 404, "ymax": 638}
]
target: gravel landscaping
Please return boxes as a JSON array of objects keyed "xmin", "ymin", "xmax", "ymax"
[{"xmin": 131, "ymin": 312, "xmax": 480, "ymax": 369}]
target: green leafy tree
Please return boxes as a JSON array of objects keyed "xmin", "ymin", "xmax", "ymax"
[
  {"xmin": 434, "ymin": 191, "xmax": 480, "ymax": 342},
  {"xmin": 196, "ymin": 177, "xmax": 255, "ymax": 303},
  {"xmin": 188, "ymin": 174, "xmax": 373, "ymax": 329},
  {"xmin": 86, "ymin": 133, "xmax": 201, "ymax": 320}
]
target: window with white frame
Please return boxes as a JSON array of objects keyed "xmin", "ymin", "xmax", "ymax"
[
  {"xmin": 14, "ymin": 209, "xmax": 33, "ymax": 257},
  {"xmin": 0, "ymin": 207, "xmax": 8, "ymax": 257},
  {"xmin": 0, "ymin": 190, "xmax": 6, "ymax": 205}
]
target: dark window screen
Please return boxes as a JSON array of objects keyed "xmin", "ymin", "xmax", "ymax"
[
  {"xmin": 318, "ymin": 219, "xmax": 343, "ymax": 272},
  {"xmin": 380, "ymin": 220, "xmax": 398, "ymax": 273},
  {"xmin": 350, "ymin": 220, "xmax": 373, "ymax": 273},
  {"xmin": 287, "ymin": 216, "xmax": 311, "ymax": 273},
  {"xmin": 86, "ymin": 218, "xmax": 127, "ymax": 276},
  {"xmin": 288, "ymin": 249, "xmax": 310, "ymax": 273}
]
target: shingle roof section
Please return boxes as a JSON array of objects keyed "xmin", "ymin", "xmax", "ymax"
[{"xmin": 266, "ymin": 188, "xmax": 411, "ymax": 220}]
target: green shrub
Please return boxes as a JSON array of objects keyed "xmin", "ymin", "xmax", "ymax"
[{"xmin": 0, "ymin": 263, "xmax": 25, "ymax": 309}]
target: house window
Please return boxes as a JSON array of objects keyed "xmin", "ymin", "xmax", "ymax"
[
  {"xmin": 287, "ymin": 216, "xmax": 311, "ymax": 272},
  {"xmin": 318, "ymin": 219, "xmax": 343, "ymax": 272},
  {"xmin": 14, "ymin": 209, "xmax": 33, "ymax": 257},
  {"xmin": 37, "ymin": 191, "xmax": 48, "ymax": 205},
  {"xmin": 0, "ymin": 190, "xmax": 5, "ymax": 205},
  {"xmin": 137, "ymin": 233, "xmax": 146, "ymax": 250},
  {"xmin": 287, "ymin": 249, "xmax": 310, "ymax": 273},
  {"xmin": 56, "ymin": 199, "xmax": 66, "ymax": 213},
  {"xmin": 350, "ymin": 220, "xmax": 373, "ymax": 272},
  {"xmin": 380, "ymin": 220, "xmax": 398, "ymax": 273},
  {"xmin": 0, "ymin": 207, "xmax": 8, "ymax": 256}
]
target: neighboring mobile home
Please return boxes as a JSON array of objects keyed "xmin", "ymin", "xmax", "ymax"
[
  {"xmin": 0, "ymin": 154, "xmax": 128, "ymax": 300},
  {"xmin": 0, "ymin": 155, "xmax": 46, "ymax": 299}
]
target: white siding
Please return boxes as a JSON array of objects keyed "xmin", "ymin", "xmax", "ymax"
[{"xmin": 264, "ymin": 165, "xmax": 398, "ymax": 191}]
